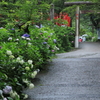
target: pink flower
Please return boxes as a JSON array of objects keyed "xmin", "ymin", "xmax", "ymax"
[
  {"xmin": 52, "ymin": 50, "xmax": 55, "ymax": 52},
  {"xmin": 40, "ymin": 33, "xmax": 43, "ymax": 35},
  {"xmin": 48, "ymin": 36, "xmax": 50, "ymax": 38}
]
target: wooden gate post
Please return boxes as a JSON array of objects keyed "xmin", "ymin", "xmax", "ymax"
[
  {"xmin": 75, "ymin": 6, "xmax": 80, "ymax": 48},
  {"xmin": 50, "ymin": 3, "xmax": 54, "ymax": 20}
]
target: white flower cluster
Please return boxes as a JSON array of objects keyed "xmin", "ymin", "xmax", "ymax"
[
  {"xmin": 31, "ymin": 70, "xmax": 38, "ymax": 78},
  {"xmin": 28, "ymin": 60, "xmax": 33, "ymax": 65},
  {"xmin": 8, "ymin": 37, "xmax": 12, "ymax": 41},
  {"xmin": 8, "ymin": 37, "xmax": 20, "ymax": 41},
  {"xmin": 6, "ymin": 50, "xmax": 15, "ymax": 59},
  {"xmin": 54, "ymin": 46, "xmax": 59, "ymax": 50},
  {"xmin": 21, "ymin": 36, "xmax": 31, "ymax": 40},
  {"xmin": 28, "ymin": 83, "xmax": 35, "ymax": 89},
  {"xmin": 28, "ymin": 42, "xmax": 32, "ymax": 46},
  {"xmin": 22, "ymin": 79, "xmax": 34, "ymax": 89},
  {"xmin": 16, "ymin": 57, "xmax": 24, "ymax": 64},
  {"xmin": 10, "ymin": 90, "xmax": 20, "ymax": 99},
  {"xmin": 23, "ymin": 94, "xmax": 28, "ymax": 99},
  {"xmin": 6, "ymin": 50, "xmax": 12, "ymax": 56}
]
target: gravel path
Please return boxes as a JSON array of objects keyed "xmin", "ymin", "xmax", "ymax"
[{"xmin": 24, "ymin": 42, "xmax": 100, "ymax": 100}]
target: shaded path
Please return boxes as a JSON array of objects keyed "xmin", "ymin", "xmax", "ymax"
[{"xmin": 24, "ymin": 42, "xmax": 100, "ymax": 100}]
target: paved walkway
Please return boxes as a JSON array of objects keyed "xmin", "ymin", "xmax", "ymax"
[{"xmin": 24, "ymin": 42, "xmax": 100, "ymax": 100}]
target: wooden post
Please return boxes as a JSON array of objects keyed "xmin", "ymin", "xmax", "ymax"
[
  {"xmin": 50, "ymin": 3, "xmax": 54, "ymax": 20},
  {"xmin": 75, "ymin": 6, "xmax": 80, "ymax": 48}
]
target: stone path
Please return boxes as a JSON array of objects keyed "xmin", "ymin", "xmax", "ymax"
[{"xmin": 24, "ymin": 42, "xmax": 100, "ymax": 100}]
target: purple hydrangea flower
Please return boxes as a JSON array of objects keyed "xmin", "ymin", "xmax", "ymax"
[
  {"xmin": 52, "ymin": 50, "xmax": 55, "ymax": 52},
  {"xmin": 22, "ymin": 33, "xmax": 30, "ymax": 38},
  {"xmin": 53, "ymin": 39, "xmax": 57, "ymax": 43},
  {"xmin": 0, "ymin": 46, "xmax": 2, "ymax": 49},
  {"xmin": 3, "ymin": 86, "xmax": 12, "ymax": 94},
  {"xmin": 11, "ymin": 28, "xmax": 15, "ymax": 30},
  {"xmin": 3, "ymin": 98, "xmax": 7, "ymax": 100},
  {"xmin": 43, "ymin": 42, "xmax": 47, "ymax": 44}
]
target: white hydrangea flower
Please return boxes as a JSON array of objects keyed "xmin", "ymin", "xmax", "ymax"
[
  {"xmin": 54, "ymin": 46, "xmax": 59, "ymax": 50},
  {"xmin": 31, "ymin": 64, "xmax": 34, "ymax": 68},
  {"xmin": 16, "ymin": 38, "xmax": 19, "ymax": 41},
  {"xmin": 25, "ymin": 67, "xmax": 30, "ymax": 71},
  {"xmin": 50, "ymin": 33, "xmax": 53, "ymax": 35},
  {"xmin": 31, "ymin": 71, "xmax": 38, "ymax": 78},
  {"xmin": 28, "ymin": 83, "xmax": 34, "ymax": 89},
  {"xmin": 22, "ymin": 79, "xmax": 29, "ymax": 84},
  {"xmin": 16, "ymin": 57, "xmax": 21, "ymax": 62},
  {"xmin": 28, "ymin": 60, "xmax": 33, "ymax": 65},
  {"xmin": 12, "ymin": 67, "xmax": 15, "ymax": 69},
  {"xmin": 21, "ymin": 36, "xmax": 26, "ymax": 39},
  {"xmin": 23, "ymin": 94, "xmax": 28, "ymax": 99},
  {"xmin": 37, "ymin": 69, "xmax": 40, "ymax": 72},
  {"xmin": 26, "ymin": 38, "xmax": 30, "ymax": 40},
  {"xmin": 10, "ymin": 91, "xmax": 19, "ymax": 98},
  {"xmin": 8, "ymin": 37, "xmax": 12, "ymax": 41},
  {"xmin": 19, "ymin": 60, "xmax": 24, "ymax": 64},
  {"xmin": 9, "ymin": 55, "xmax": 15, "ymax": 59},
  {"xmin": 31, "ymin": 73, "xmax": 35, "ymax": 78},
  {"xmin": 28, "ymin": 42, "xmax": 32, "ymax": 46},
  {"xmin": 6, "ymin": 50, "xmax": 12, "ymax": 56},
  {"xmin": 34, "ymin": 71, "xmax": 38, "ymax": 75}
]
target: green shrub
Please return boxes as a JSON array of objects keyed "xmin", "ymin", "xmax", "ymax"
[
  {"xmin": 86, "ymin": 32, "xmax": 98, "ymax": 42},
  {"xmin": 54, "ymin": 25, "xmax": 75, "ymax": 52}
]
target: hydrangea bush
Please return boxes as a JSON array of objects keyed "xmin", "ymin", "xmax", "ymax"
[
  {"xmin": 0, "ymin": 23, "xmax": 75, "ymax": 99},
  {"xmin": 0, "ymin": 26, "xmax": 58, "ymax": 99}
]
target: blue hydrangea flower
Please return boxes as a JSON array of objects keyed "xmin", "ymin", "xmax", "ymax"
[
  {"xmin": 11, "ymin": 28, "xmax": 15, "ymax": 30},
  {"xmin": 43, "ymin": 42, "xmax": 47, "ymax": 44},
  {"xmin": 22, "ymin": 33, "xmax": 30, "ymax": 38},
  {"xmin": 53, "ymin": 39, "xmax": 57, "ymax": 43}
]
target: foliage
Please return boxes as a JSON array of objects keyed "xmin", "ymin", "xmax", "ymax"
[
  {"xmin": 86, "ymin": 32, "xmax": 98, "ymax": 42},
  {"xmin": 1, "ymin": 0, "xmax": 99, "ymax": 99},
  {"xmin": 63, "ymin": 0, "xmax": 100, "ymax": 29},
  {"xmin": 54, "ymin": 25, "xmax": 75, "ymax": 52},
  {"xmin": 0, "ymin": 0, "xmax": 50, "ymax": 27},
  {"xmin": 0, "ymin": 25, "xmax": 59, "ymax": 99}
]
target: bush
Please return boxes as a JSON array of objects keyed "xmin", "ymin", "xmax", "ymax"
[
  {"xmin": 0, "ymin": 26, "xmax": 58, "ymax": 99},
  {"xmin": 86, "ymin": 32, "xmax": 98, "ymax": 42},
  {"xmin": 53, "ymin": 25, "xmax": 75, "ymax": 52},
  {"xmin": 0, "ymin": 24, "xmax": 75, "ymax": 99}
]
